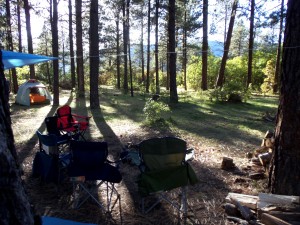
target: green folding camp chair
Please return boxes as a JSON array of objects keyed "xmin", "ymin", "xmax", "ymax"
[{"xmin": 137, "ymin": 137, "xmax": 198, "ymax": 220}]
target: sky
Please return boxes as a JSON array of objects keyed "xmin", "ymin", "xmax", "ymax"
[{"xmin": 27, "ymin": 0, "xmax": 285, "ymax": 49}]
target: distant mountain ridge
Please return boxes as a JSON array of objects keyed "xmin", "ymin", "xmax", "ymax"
[{"xmin": 208, "ymin": 40, "xmax": 224, "ymax": 57}]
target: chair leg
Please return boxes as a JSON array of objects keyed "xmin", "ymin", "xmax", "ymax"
[{"xmin": 181, "ymin": 186, "xmax": 187, "ymax": 224}]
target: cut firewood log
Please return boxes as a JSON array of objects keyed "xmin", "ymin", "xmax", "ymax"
[
  {"xmin": 224, "ymin": 203, "xmax": 239, "ymax": 217},
  {"xmin": 221, "ymin": 157, "xmax": 235, "ymax": 170},
  {"xmin": 254, "ymin": 146, "xmax": 270, "ymax": 157},
  {"xmin": 258, "ymin": 152, "xmax": 272, "ymax": 167},
  {"xmin": 227, "ymin": 216, "xmax": 249, "ymax": 225},
  {"xmin": 268, "ymin": 211, "xmax": 300, "ymax": 224},
  {"xmin": 230, "ymin": 196, "xmax": 254, "ymax": 221},
  {"xmin": 261, "ymin": 213, "xmax": 292, "ymax": 225},
  {"xmin": 225, "ymin": 193, "xmax": 258, "ymax": 210},
  {"xmin": 257, "ymin": 193, "xmax": 300, "ymax": 219},
  {"xmin": 249, "ymin": 172, "xmax": 265, "ymax": 180},
  {"xmin": 264, "ymin": 130, "xmax": 274, "ymax": 139}
]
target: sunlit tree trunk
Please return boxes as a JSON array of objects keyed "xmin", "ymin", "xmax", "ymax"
[
  {"xmin": 76, "ymin": 0, "xmax": 85, "ymax": 97},
  {"xmin": 273, "ymin": 0, "xmax": 284, "ymax": 94},
  {"xmin": 122, "ymin": 0, "xmax": 128, "ymax": 93},
  {"xmin": 215, "ymin": 0, "xmax": 238, "ymax": 88},
  {"xmin": 269, "ymin": 0, "xmax": 300, "ymax": 196},
  {"xmin": 17, "ymin": 0, "xmax": 22, "ymax": 53},
  {"xmin": 6, "ymin": 0, "xmax": 18, "ymax": 94},
  {"xmin": 168, "ymin": 0, "xmax": 178, "ymax": 103},
  {"xmin": 155, "ymin": 0, "xmax": 159, "ymax": 94},
  {"xmin": 68, "ymin": 0, "xmax": 76, "ymax": 89},
  {"xmin": 116, "ymin": 11, "xmax": 121, "ymax": 89},
  {"xmin": 23, "ymin": 0, "xmax": 35, "ymax": 79},
  {"xmin": 51, "ymin": 0, "xmax": 59, "ymax": 105},
  {"xmin": 182, "ymin": 7, "xmax": 187, "ymax": 91},
  {"xmin": 247, "ymin": 0, "xmax": 255, "ymax": 88},
  {"xmin": 146, "ymin": 0, "xmax": 151, "ymax": 93},
  {"xmin": 140, "ymin": 3, "xmax": 145, "ymax": 84},
  {"xmin": 201, "ymin": 0, "xmax": 208, "ymax": 90},
  {"xmin": 0, "ymin": 50, "xmax": 35, "ymax": 225},
  {"xmin": 89, "ymin": 0, "xmax": 100, "ymax": 108}
]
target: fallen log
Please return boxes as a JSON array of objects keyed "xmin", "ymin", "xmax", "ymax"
[
  {"xmin": 230, "ymin": 196, "xmax": 254, "ymax": 221},
  {"xmin": 227, "ymin": 216, "xmax": 249, "ymax": 225},
  {"xmin": 261, "ymin": 213, "xmax": 292, "ymax": 225},
  {"xmin": 225, "ymin": 193, "xmax": 258, "ymax": 210}
]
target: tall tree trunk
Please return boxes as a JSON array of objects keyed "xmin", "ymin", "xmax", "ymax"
[
  {"xmin": 122, "ymin": 0, "xmax": 128, "ymax": 93},
  {"xmin": 76, "ymin": 0, "xmax": 85, "ymax": 97},
  {"xmin": 273, "ymin": 0, "xmax": 284, "ymax": 94},
  {"xmin": 201, "ymin": 0, "xmax": 208, "ymax": 90},
  {"xmin": 182, "ymin": 8, "xmax": 187, "ymax": 91},
  {"xmin": 141, "ymin": 4, "xmax": 145, "ymax": 84},
  {"xmin": 51, "ymin": 0, "xmax": 59, "ymax": 105},
  {"xmin": 23, "ymin": 0, "xmax": 35, "ymax": 79},
  {"xmin": 17, "ymin": 0, "xmax": 22, "ymax": 53},
  {"xmin": 89, "ymin": 0, "xmax": 100, "ymax": 108},
  {"xmin": 128, "ymin": 39, "xmax": 133, "ymax": 97},
  {"xmin": 68, "ymin": 0, "xmax": 76, "ymax": 89},
  {"xmin": 155, "ymin": 0, "xmax": 159, "ymax": 94},
  {"xmin": 6, "ymin": 0, "xmax": 18, "ymax": 94},
  {"xmin": 126, "ymin": 0, "xmax": 133, "ymax": 97},
  {"xmin": 247, "ymin": 0, "xmax": 255, "ymax": 88},
  {"xmin": 146, "ymin": 0, "xmax": 151, "ymax": 93},
  {"xmin": 215, "ymin": 0, "xmax": 238, "ymax": 88},
  {"xmin": 168, "ymin": 0, "xmax": 177, "ymax": 103},
  {"xmin": 0, "ymin": 50, "xmax": 35, "ymax": 225},
  {"xmin": 269, "ymin": 0, "xmax": 300, "ymax": 196},
  {"xmin": 116, "ymin": 11, "xmax": 121, "ymax": 89}
]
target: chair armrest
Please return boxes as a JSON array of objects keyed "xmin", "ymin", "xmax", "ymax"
[{"xmin": 72, "ymin": 114, "xmax": 92, "ymax": 121}]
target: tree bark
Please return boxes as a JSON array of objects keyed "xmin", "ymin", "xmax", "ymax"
[
  {"xmin": 23, "ymin": 0, "xmax": 35, "ymax": 79},
  {"xmin": 89, "ymin": 0, "xmax": 100, "ymax": 108},
  {"xmin": 146, "ymin": 0, "xmax": 151, "ymax": 93},
  {"xmin": 68, "ymin": 0, "xmax": 76, "ymax": 89},
  {"xmin": 51, "ymin": 0, "xmax": 59, "ymax": 106},
  {"xmin": 155, "ymin": 0, "xmax": 160, "ymax": 94},
  {"xmin": 215, "ymin": 0, "xmax": 239, "ymax": 88},
  {"xmin": 269, "ymin": 0, "xmax": 300, "ymax": 196},
  {"xmin": 122, "ymin": 0, "xmax": 128, "ymax": 93},
  {"xmin": 201, "ymin": 0, "xmax": 208, "ymax": 90},
  {"xmin": 5, "ymin": 0, "xmax": 18, "ymax": 94},
  {"xmin": 116, "ymin": 11, "xmax": 121, "ymax": 89},
  {"xmin": 0, "ymin": 50, "xmax": 35, "ymax": 225},
  {"xmin": 273, "ymin": 0, "xmax": 285, "ymax": 94},
  {"xmin": 247, "ymin": 0, "xmax": 255, "ymax": 88},
  {"xmin": 168, "ymin": 0, "xmax": 178, "ymax": 103},
  {"xmin": 76, "ymin": 0, "xmax": 85, "ymax": 96}
]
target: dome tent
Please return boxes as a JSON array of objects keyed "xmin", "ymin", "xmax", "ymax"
[{"xmin": 16, "ymin": 79, "xmax": 52, "ymax": 106}]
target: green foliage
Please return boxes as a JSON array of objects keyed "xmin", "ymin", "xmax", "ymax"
[
  {"xmin": 261, "ymin": 59, "xmax": 276, "ymax": 94},
  {"xmin": 186, "ymin": 55, "xmax": 220, "ymax": 90},
  {"xmin": 143, "ymin": 98, "xmax": 171, "ymax": 123}
]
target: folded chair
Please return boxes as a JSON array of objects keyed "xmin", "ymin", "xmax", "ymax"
[
  {"xmin": 68, "ymin": 140, "xmax": 122, "ymax": 221},
  {"xmin": 56, "ymin": 105, "xmax": 91, "ymax": 141},
  {"xmin": 33, "ymin": 131, "xmax": 71, "ymax": 183},
  {"xmin": 137, "ymin": 137, "xmax": 198, "ymax": 221}
]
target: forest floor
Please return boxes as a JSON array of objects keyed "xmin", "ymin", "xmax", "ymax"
[{"xmin": 10, "ymin": 88, "xmax": 278, "ymax": 225}]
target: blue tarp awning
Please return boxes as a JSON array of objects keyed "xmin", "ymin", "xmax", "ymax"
[{"xmin": 2, "ymin": 50, "xmax": 57, "ymax": 70}]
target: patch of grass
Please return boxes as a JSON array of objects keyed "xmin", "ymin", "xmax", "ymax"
[{"xmin": 97, "ymin": 87, "xmax": 278, "ymax": 149}]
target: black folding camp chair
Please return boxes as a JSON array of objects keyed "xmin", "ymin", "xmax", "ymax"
[
  {"xmin": 68, "ymin": 140, "xmax": 122, "ymax": 221},
  {"xmin": 137, "ymin": 137, "xmax": 198, "ymax": 221},
  {"xmin": 34, "ymin": 130, "xmax": 71, "ymax": 184}
]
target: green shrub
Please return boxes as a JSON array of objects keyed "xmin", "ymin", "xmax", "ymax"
[{"xmin": 143, "ymin": 98, "xmax": 171, "ymax": 123}]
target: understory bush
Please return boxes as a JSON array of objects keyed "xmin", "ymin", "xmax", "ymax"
[{"xmin": 143, "ymin": 98, "xmax": 171, "ymax": 123}]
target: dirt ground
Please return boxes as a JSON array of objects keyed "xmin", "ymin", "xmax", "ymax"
[{"xmin": 10, "ymin": 91, "xmax": 268, "ymax": 225}]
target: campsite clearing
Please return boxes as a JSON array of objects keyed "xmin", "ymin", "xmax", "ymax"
[{"xmin": 11, "ymin": 88, "xmax": 278, "ymax": 224}]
